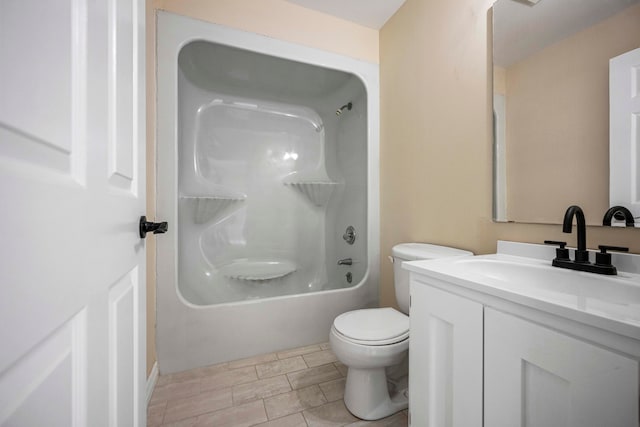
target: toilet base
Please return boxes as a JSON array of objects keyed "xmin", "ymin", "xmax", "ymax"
[{"xmin": 343, "ymin": 366, "xmax": 409, "ymax": 420}]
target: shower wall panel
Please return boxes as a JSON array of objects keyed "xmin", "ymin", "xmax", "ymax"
[{"xmin": 178, "ymin": 59, "xmax": 351, "ymax": 305}]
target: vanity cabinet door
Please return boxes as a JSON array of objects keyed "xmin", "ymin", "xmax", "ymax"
[
  {"xmin": 484, "ymin": 308, "xmax": 639, "ymax": 427},
  {"xmin": 409, "ymin": 282, "xmax": 483, "ymax": 427}
]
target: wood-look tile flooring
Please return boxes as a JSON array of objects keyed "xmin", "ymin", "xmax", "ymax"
[{"xmin": 148, "ymin": 342, "xmax": 408, "ymax": 427}]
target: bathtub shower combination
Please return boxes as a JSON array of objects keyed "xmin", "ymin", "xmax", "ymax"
[
  {"xmin": 177, "ymin": 41, "xmax": 366, "ymax": 304},
  {"xmin": 156, "ymin": 12, "xmax": 380, "ymax": 373}
]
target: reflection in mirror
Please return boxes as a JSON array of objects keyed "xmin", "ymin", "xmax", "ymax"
[{"xmin": 492, "ymin": 0, "xmax": 640, "ymax": 226}]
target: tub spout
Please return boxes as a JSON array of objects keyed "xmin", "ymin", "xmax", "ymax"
[{"xmin": 338, "ymin": 258, "xmax": 353, "ymax": 266}]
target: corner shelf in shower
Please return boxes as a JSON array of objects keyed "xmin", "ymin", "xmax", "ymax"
[
  {"xmin": 219, "ymin": 260, "xmax": 297, "ymax": 281},
  {"xmin": 180, "ymin": 195, "xmax": 246, "ymax": 224},
  {"xmin": 283, "ymin": 181, "xmax": 340, "ymax": 207}
]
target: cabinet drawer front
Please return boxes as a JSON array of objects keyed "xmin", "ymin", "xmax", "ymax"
[{"xmin": 485, "ymin": 308, "xmax": 639, "ymax": 427}]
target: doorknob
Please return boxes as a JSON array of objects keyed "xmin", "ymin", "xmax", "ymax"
[{"xmin": 139, "ymin": 216, "xmax": 168, "ymax": 238}]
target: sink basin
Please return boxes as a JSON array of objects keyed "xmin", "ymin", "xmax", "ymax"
[{"xmin": 404, "ymin": 253, "xmax": 640, "ymax": 333}]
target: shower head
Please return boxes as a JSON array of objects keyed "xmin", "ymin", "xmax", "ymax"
[{"xmin": 336, "ymin": 102, "xmax": 353, "ymax": 116}]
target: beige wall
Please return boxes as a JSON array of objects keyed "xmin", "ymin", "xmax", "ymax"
[
  {"xmin": 145, "ymin": 0, "xmax": 379, "ymax": 376},
  {"xmin": 155, "ymin": 0, "xmax": 379, "ymax": 63},
  {"xmin": 505, "ymin": 4, "xmax": 640, "ymax": 225},
  {"xmin": 379, "ymin": 0, "xmax": 640, "ymax": 308},
  {"xmin": 380, "ymin": 0, "xmax": 497, "ymax": 308}
]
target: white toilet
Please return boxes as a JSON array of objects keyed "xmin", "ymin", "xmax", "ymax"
[{"xmin": 330, "ymin": 243, "xmax": 473, "ymax": 420}]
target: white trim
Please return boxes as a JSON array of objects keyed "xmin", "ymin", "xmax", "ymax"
[
  {"xmin": 146, "ymin": 361, "xmax": 159, "ymax": 406},
  {"xmin": 493, "ymin": 94, "xmax": 507, "ymax": 222}
]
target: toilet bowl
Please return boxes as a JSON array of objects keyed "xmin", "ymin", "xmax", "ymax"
[
  {"xmin": 330, "ymin": 243, "xmax": 473, "ymax": 420},
  {"xmin": 330, "ymin": 307, "xmax": 409, "ymax": 420}
]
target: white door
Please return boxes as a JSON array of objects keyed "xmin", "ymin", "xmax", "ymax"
[
  {"xmin": 409, "ymin": 282, "xmax": 483, "ymax": 427},
  {"xmin": 485, "ymin": 308, "xmax": 638, "ymax": 427},
  {"xmin": 610, "ymin": 47, "xmax": 640, "ymax": 218},
  {"xmin": 0, "ymin": 0, "xmax": 147, "ymax": 425}
]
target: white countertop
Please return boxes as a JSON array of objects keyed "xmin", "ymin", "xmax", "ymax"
[{"xmin": 404, "ymin": 242, "xmax": 640, "ymax": 341}]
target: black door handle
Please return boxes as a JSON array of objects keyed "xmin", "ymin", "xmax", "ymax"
[{"xmin": 139, "ymin": 216, "xmax": 168, "ymax": 238}]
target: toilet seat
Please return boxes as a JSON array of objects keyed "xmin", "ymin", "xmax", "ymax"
[{"xmin": 333, "ymin": 308, "xmax": 409, "ymax": 346}]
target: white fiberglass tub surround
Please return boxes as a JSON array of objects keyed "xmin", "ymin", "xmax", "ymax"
[{"xmin": 157, "ymin": 12, "xmax": 380, "ymax": 373}]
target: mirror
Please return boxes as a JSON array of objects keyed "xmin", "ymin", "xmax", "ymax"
[{"xmin": 492, "ymin": 0, "xmax": 640, "ymax": 226}]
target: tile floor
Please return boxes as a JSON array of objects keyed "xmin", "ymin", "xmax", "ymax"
[{"xmin": 148, "ymin": 342, "xmax": 409, "ymax": 427}]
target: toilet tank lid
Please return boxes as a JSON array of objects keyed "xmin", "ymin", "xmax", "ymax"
[{"xmin": 392, "ymin": 243, "xmax": 473, "ymax": 261}]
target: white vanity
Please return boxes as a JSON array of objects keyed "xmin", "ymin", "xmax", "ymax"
[{"xmin": 404, "ymin": 241, "xmax": 640, "ymax": 427}]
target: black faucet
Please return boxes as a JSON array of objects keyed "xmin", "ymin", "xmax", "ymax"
[
  {"xmin": 545, "ymin": 205, "xmax": 628, "ymax": 275},
  {"xmin": 603, "ymin": 206, "xmax": 635, "ymax": 227},
  {"xmin": 562, "ymin": 205, "xmax": 589, "ymax": 263}
]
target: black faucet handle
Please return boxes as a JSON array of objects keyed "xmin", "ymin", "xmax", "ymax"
[
  {"xmin": 596, "ymin": 245, "xmax": 628, "ymax": 267},
  {"xmin": 544, "ymin": 240, "xmax": 567, "ymax": 248},
  {"xmin": 598, "ymin": 245, "xmax": 629, "ymax": 253},
  {"xmin": 545, "ymin": 240, "xmax": 569, "ymax": 260}
]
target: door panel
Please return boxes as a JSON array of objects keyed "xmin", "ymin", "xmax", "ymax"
[
  {"xmin": 0, "ymin": 0, "xmax": 146, "ymax": 424},
  {"xmin": 0, "ymin": 1, "xmax": 76, "ymax": 158},
  {"xmin": 108, "ymin": 0, "xmax": 138, "ymax": 192},
  {"xmin": 109, "ymin": 268, "xmax": 140, "ymax": 425},
  {"xmin": 0, "ymin": 310, "xmax": 86, "ymax": 425}
]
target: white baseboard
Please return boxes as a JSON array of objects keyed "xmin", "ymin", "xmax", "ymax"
[{"xmin": 146, "ymin": 361, "xmax": 159, "ymax": 406}]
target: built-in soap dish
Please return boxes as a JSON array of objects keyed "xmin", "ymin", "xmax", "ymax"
[
  {"xmin": 180, "ymin": 195, "xmax": 246, "ymax": 224},
  {"xmin": 219, "ymin": 259, "xmax": 296, "ymax": 281},
  {"xmin": 284, "ymin": 181, "xmax": 339, "ymax": 207}
]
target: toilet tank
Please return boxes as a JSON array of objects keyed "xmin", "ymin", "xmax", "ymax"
[{"xmin": 391, "ymin": 243, "xmax": 473, "ymax": 313}]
